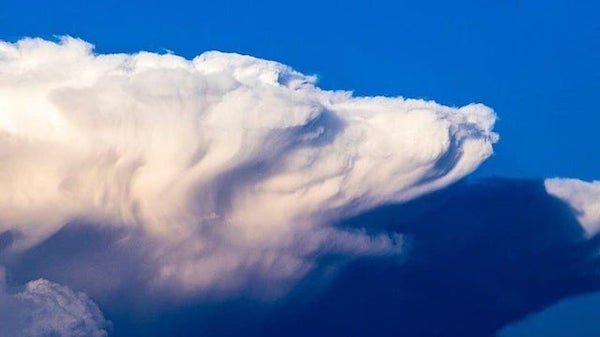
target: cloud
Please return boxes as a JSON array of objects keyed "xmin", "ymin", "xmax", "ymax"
[
  {"xmin": 545, "ymin": 178, "xmax": 600, "ymax": 236},
  {"xmin": 0, "ymin": 270, "xmax": 109, "ymax": 337},
  {"xmin": 0, "ymin": 36, "xmax": 497, "ymax": 294}
]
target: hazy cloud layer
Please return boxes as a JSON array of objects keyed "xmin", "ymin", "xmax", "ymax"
[
  {"xmin": 0, "ymin": 37, "xmax": 497, "ymax": 293},
  {"xmin": 545, "ymin": 178, "xmax": 600, "ymax": 236},
  {"xmin": 0, "ymin": 270, "xmax": 109, "ymax": 337}
]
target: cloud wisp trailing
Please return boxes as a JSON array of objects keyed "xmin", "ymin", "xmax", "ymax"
[{"xmin": 0, "ymin": 37, "xmax": 497, "ymax": 294}]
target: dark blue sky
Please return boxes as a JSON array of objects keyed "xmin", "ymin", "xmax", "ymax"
[{"xmin": 1, "ymin": 1, "xmax": 598, "ymax": 335}]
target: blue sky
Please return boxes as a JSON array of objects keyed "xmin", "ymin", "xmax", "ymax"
[
  {"xmin": 1, "ymin": 1, "xmax": 599, "ymax": 336},
  {"xmin": 1, "ymin": 0, "xmax": 598, "ymax": 180}
]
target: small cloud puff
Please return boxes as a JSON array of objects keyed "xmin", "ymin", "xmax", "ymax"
[
  {"xmin": 545, "ymin": 178, "xmax": 600, "ymax": 236},
  {"xmin": 0, "ymin": 272, "xmax": 109, "ymax": 337},
  {"xmin": 0, "ymin": 37, "xmax": 497, "ymax": 294}
]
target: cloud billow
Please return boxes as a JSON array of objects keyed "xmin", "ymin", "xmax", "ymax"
[
  {"xmin": 0, "ymin": 269, "xmax": 110, "ymax": 337},
  {"xmin": 0, "ymin": 37, "xmax": 497, "ymax": 294}
]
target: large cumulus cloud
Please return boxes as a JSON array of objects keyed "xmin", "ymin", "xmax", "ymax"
[{"xmin": 0, "ymin": 37, "xmax": 497, "ymax": 294}]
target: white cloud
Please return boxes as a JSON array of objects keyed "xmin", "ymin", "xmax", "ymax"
[
  {"xmin": 0, "ymin": 271, "xmax": 109, "ymax": 337},
  {"xmin": 0, "ymin": 37, "xmax": 497, "ymax": 293},
  {"xmin": 545, "ymin": 178, "xmax": 600, "ymax": 236}
]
